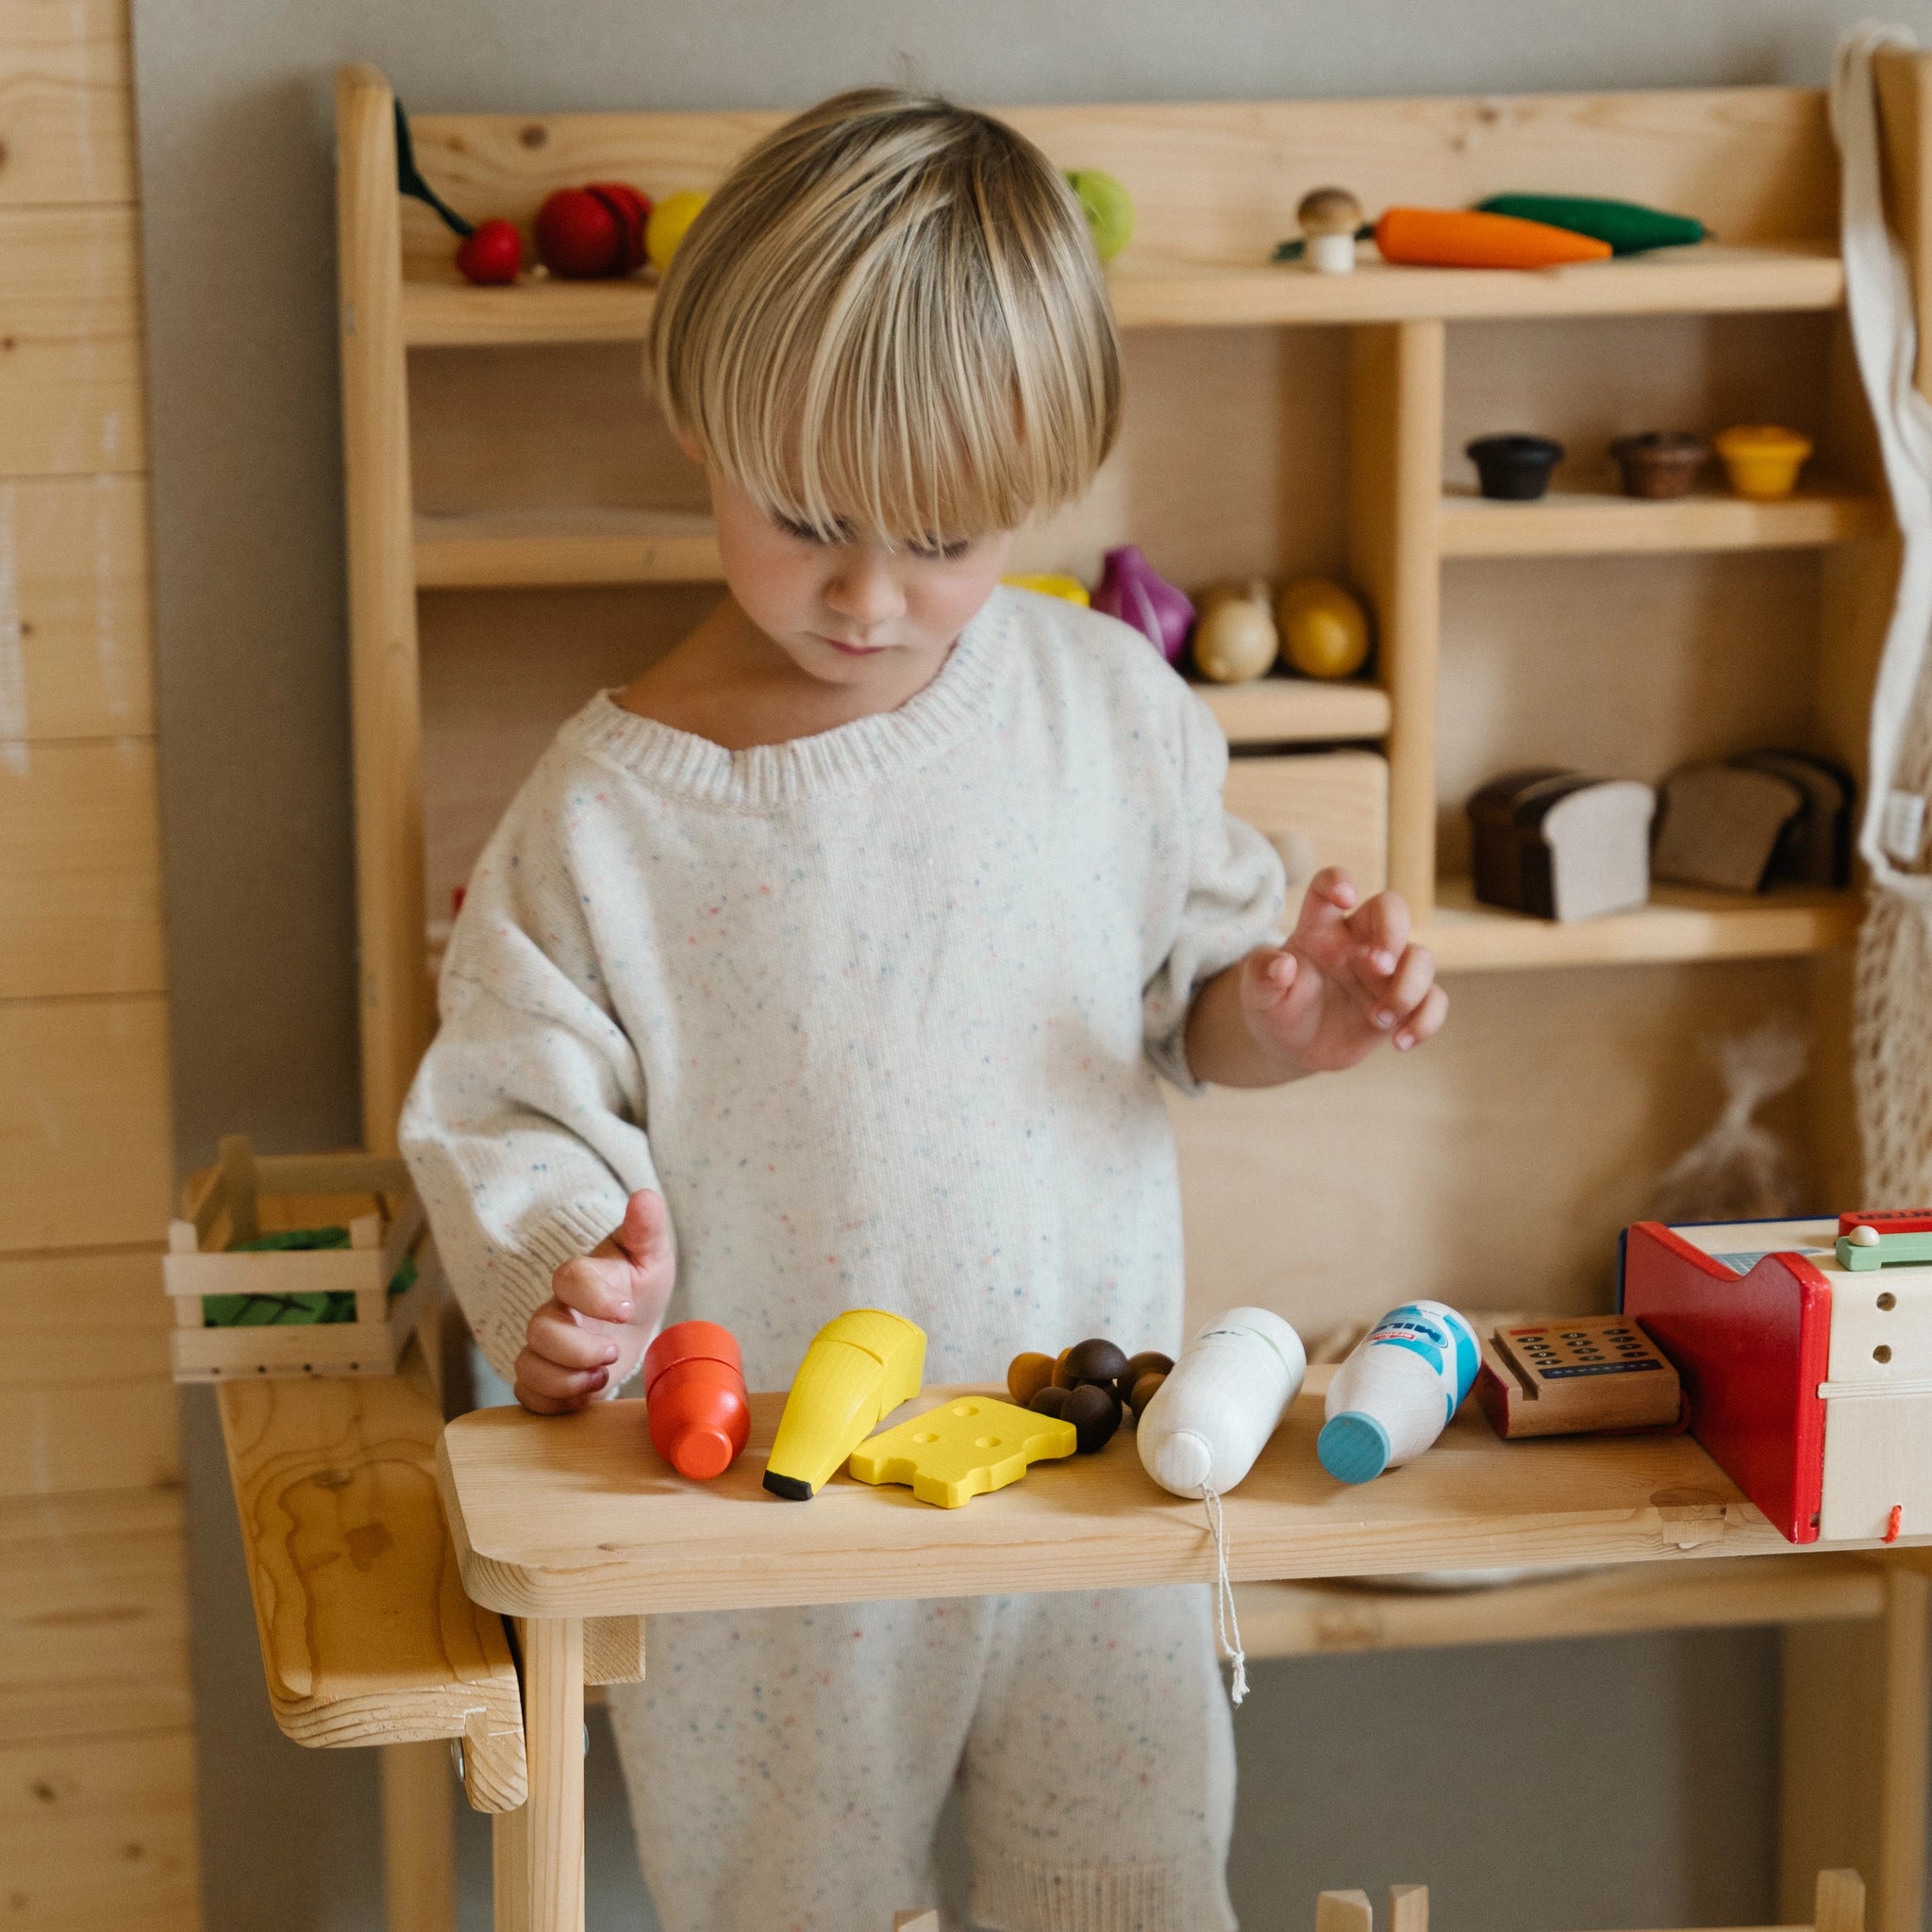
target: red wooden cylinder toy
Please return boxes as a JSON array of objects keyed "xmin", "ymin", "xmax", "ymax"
[{"xmin": 642, "ymin": 1320, "xmax": 749, "ymax": 1479}]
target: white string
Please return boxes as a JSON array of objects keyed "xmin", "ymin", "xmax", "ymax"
[{"xmin": 1203, "ymin": 1481, "xmax": 1248, "ymax": 1705}]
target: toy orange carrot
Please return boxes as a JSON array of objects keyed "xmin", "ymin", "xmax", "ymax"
[{"xmin": 1374, "ymin": 206, "xmax": 1613, "ymax": 270}]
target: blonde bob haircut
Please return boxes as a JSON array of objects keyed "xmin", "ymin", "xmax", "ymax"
[{"xmin": 649, "ymin": 87, "xmax": 1122, "ymax": 548}]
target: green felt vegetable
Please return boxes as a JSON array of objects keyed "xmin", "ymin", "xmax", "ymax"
[
  {"xmin": 1474, "ymin": 194, "xmax": 1705, "ymax": 256},
  {"xmin": 203, "ymin": 1230, "xmax": 419, "ymax": 1328}
]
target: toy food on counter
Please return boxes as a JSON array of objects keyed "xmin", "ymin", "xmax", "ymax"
[
  {"xmin": 848, "ymin": 1394, "xmax": 1075, "ymax": 1507},
  {"xmin": 1137, "ymin": 1308, "xmax": 1306, "ymax": 1497},
  {"xmin": 535, "ymin": 183, "xmax": 653, "ymax": 279},
  {"xmin": 1067, "ymin": 168, "xmax": 1135, "ymax": 260},
  {"xmin": 1714, "ymin": 425, "xmax": 1813, "ymax": 500},
  {"xmin": 1317, "ymin": 1301, "xmax": 1477, "ymax": 1484},
  {"xmin": 646, "ymin": 189, "xmax": 709, "ymax": 273},
  {"xmin": 1296, "ymin": 187, "xmax": 1365, "ymax": 274},
  {"xmin": 1007, "ymin": 1339, "xmax": 1174, "ymax": 1454},
  {"xmin": 1468, "ymin": 767, "xmax": 1656, "ymax": 922},
  {"xmin": 1001, "ymin": 573, "xmax": 1091, "ymax": 606},
  {"xmin": 763, "ymin": 1308, "xmax": 925, "ymax": 1499},
  {"xmin": 1474, "ymin": 193, "xmax": 1707, "ymax": 256},
  {"xmin": 1650, "ymin": 750, "xmax": 1852, "ymax": 893},
  {"xmin": 1277, "ymin": 576, "xmax": 1371, "ymax": 680},
  {"xmin": 1465, "ymin": 433, "xmax": 1565, "ymax": 501},
  {"xmin": 1191, "ymin": 580, "xmax": 1279, "ymax": 683},
  {"xmin": 1475, "ymin": 1314, "xmax": 1681, "ymax": 1440},
  {"xmin": 642, "ymin": 1320, "xmax": 750, "ymax": 1479},
  {"xmin": 1374, "ymin": 206, "xmax": 1612, "ymax": 271},
  {"xmin": 1610, "ymin": 431, "xmax": 1710, "ymax": 499},
  {"xmin": 1093, "ymin": 545, "xmax": 1195, "ymax": 662}
]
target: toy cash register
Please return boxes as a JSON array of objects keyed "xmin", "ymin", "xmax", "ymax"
[{"xmin": 1620, "ymin": 1211, "xmax": 1932, "ymax": 1544}]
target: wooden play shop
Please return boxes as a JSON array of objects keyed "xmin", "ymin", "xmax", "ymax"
[{"xmin": 207, "ymin": 48, "xmax": 1932, "ymax": 1932}]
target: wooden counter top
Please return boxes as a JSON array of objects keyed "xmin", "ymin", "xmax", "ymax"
[{"xmin": 436, "ymin": 1367, "xmax": 1925, "ymax": 1620}]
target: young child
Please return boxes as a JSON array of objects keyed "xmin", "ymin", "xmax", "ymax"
[{"xmin": 402, "ymin": 87, "xmax": 1444, "ymax": 1932}]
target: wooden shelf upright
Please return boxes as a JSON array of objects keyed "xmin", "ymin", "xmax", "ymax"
[{"xmin": 327, "ymin": 56, "xmax": 1932, "ymax": 1932}]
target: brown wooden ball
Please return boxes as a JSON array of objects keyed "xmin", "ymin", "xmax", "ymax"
[
  {"xmin": 1126, "ymin": 1370, "xmax": 1168, "ymax": 1419},
  {"xmin": 1027, "ymin": 1384, "xmax": 1073, "ymax": 1420},
  {"xmin": 1008, "ymin": 1351, "xmax": 1058, "ymax": 1407},
  {"xmin": 1062, "ymin": 1380, "xmax": 1123, "ymax": 1453},
  {"xmin": 1063, "ymin": 1338, "xmax": 1130, "ymax": 1389},
  {"xmin": 1117, "ymin": 1351, "xmax": 1174, "ymax": 1400}
]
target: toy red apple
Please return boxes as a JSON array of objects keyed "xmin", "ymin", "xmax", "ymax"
[
  {"xmin": 535, "ymin": 183, "xmax": 653, "ymax": 278},
  {"xmin": 455, "ymin": 218, "xmax": 523, "ymax": 285}
]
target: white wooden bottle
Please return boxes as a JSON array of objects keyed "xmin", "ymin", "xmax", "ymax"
[
  {"xmin": 1318, "ymin": 1300, "xmax": 1478, "ymax": 1484},
  {"xmin": 1138, "ymin": 1306, "xmax": 1307, "ymax": 1496}
]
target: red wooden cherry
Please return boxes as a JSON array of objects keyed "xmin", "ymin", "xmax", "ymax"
[{"xmin": 455, "ymin": 218, "xmax": 523, "ymax": 285}]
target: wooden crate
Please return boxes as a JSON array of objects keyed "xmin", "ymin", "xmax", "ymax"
[{"xmin": 163, "ymin": 1136, "xmax": 437, "ymax": 1381}]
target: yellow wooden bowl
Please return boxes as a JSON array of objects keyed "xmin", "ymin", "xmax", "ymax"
[{"xmin": 1714, "ymin": 425, "xmax": 1813, "ymax": 501}]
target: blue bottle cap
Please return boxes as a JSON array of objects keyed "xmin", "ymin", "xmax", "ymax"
[{"xmin": 1318, "ymin": 1411, "xmax": 1391, "ymax": 1484}]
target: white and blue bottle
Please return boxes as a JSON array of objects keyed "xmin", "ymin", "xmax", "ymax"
[{"xmin": 1318, "ymin": 1300, "xmax": 1478, "ymax": 1484}]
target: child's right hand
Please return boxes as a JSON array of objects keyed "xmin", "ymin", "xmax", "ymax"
[{"xmin": 513, "ymin": 1190, "xmax": 675, "ymax": 1414}]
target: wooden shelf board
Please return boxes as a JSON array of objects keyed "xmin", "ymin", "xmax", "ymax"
[
  {"xmin": 1439, "ymin": 486, "xmax": 1888, "ymax": 558},
  {"xmin": 1234, "ymin": 1551, "xmax": 1885, "ymax": 1658},
  {"xmin": 400, "ymin": 242, "xmax": 1844, "ymax": 348},
  {"xmin": 413, "ymin": 507, "xmax": 722, "ymax": 589},
  {"xmin": 1424, "ymin": 876, "xmax": 1860, "ymax": 973},
  {"xmin": 1198, "ymin": 677, "xmax": 1391, "ymax": 744}
]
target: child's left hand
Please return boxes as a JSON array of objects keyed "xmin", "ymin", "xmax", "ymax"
[
  {"xmin": 1247, "ymin": 868, "xmax": 1446, "ymax": 1073},
  {"xmin": 1184, "ymin": 867, "xmax": 1446, "ymax": 1087}
]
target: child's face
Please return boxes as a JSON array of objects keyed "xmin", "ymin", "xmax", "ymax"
[{"xmin": 706, "ymin": 463, "xmax": 1016, "ymax": 688}]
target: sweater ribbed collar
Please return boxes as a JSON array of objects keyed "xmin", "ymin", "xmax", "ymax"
[{"xmin": 561, "ymin": 589, "xmax": 1011, "ymax": 811}]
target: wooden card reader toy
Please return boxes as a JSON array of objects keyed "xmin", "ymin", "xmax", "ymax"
[
  {"xmin": 1475, "ymin": 1314, "xmax": 1681, "ymax": 1440},
  {"xmin": 763, "ymin": 1308, "xmax": 926, "ymax": 1500}
]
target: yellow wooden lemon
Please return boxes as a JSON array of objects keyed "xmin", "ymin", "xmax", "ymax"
[
  {"xmin": 1278, "ymin": 576, "xmax": 1371, "ymax": 680},
  {"xmin": 1002, "ymin": 573, "xmax": 1091, "ymax": 607},
  {"xmin": 646, "ymin": 190, "xmax": 710, "ymax": 273}
]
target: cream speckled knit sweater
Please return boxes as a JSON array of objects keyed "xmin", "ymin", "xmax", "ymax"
[{"xmin": 400, "ymin": 586, "xmax": 1284, "ymax": 1391}]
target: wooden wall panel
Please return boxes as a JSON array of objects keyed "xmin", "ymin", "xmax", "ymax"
[
  {"xmin": 0, "ymin": 1731, "xmax": 199, "ymax": 1931},
  {"xmin": 0, "ymin": 741, "xmax": 166, "ymax": 998},
  {"xmin": 0, "ymin": 996, "xmax": 172, "ymax": 1252},
  {"xmin": 0, "ymin": 206, "xmax": 144, "ymax": 475},
  {"xmin": 0, "ymin": 0, "xmax": 135, "ymax": 208},
  {"xmin": 0, "ymin": 1245, "xmax": 172, "ymax": 1382},
  {"xmin": 0, "ymin": 474, "xmax": 154, "ymax": 741},
  {"xmin": 0, "ymin": 1489, "xmax": 192, "ymax": 1742},
  {"xmin": 0, "ymin": 1381, "xmax": 177, "ymax": 1497}
]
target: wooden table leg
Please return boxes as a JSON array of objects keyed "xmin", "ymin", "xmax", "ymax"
[
  {"xmin": 494, "ymin": 1801, "xmax": 533, "ymax": 1932},
  {"xmin": 521, "ymin": 1617, "xmax": 585, "ymax": 1932},
  {"xmin": 381, "ymin": 1740, "xmax": 458, "ymax": 1932},
  {"xmin": 1781, "ymin": 1565, "xmax": 1931, "ymax": 1932}
]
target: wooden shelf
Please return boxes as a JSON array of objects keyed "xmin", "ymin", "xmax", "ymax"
[
  {"xmin": 1424, "ymin": 876, "xmax": 1860, "ymax": 973},
  {"xmin": 1199, "ymin": 678, "xmax": 1390, "ymax": 744},
  {"xmin": 1234, "ymin": 1552, "xmax": 1885, "ymax": 1658},
  {"xmin": 1439, "ymin": 485, "xmax": 1888, "ymax": 558},
  {"xmin": 399, "ymin": 242, "xmax": 1845, "ymax": 349},
  {"xmin": 413, "ymin": 507, "xmax": 722, "ymax": 589}
]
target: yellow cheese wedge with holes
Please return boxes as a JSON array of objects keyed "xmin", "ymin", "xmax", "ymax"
[{"xmin": 848, "ymin": 1394, "xmax": 1076, "ymax": 1507}]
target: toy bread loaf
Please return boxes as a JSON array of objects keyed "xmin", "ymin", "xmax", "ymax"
[
  {"xmin": 763, "ymin": 1309, "xmax": 925, "ymax": 1499},
  {"xmin": 1137, "ymin": 1307, "xmax": 1307, "ymax": 1497}
]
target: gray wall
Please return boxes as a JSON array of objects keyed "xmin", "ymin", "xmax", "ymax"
[{"xmin": 133, "ymin": 3, "xmax": 1932, "ymax": 1927}]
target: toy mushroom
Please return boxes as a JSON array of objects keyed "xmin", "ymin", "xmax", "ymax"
[{"xmin": 1297, "ymin": 187, "xmax": 1364, "ymax": 275}]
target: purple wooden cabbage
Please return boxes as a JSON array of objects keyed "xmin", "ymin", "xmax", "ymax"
[{"xmin": 1093, "ymin": 544, "xmax": 1195, "ymax": 662}]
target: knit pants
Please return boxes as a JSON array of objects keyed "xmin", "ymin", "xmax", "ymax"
[{"xmin": 606, "ymin": 1585, "xmax": 1238, "ymax": 1932}]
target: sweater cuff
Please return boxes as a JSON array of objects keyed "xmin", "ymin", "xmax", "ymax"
[{"xmin": 466, "ymin": 1196, "xmax": 627, "ymax": 1390}]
